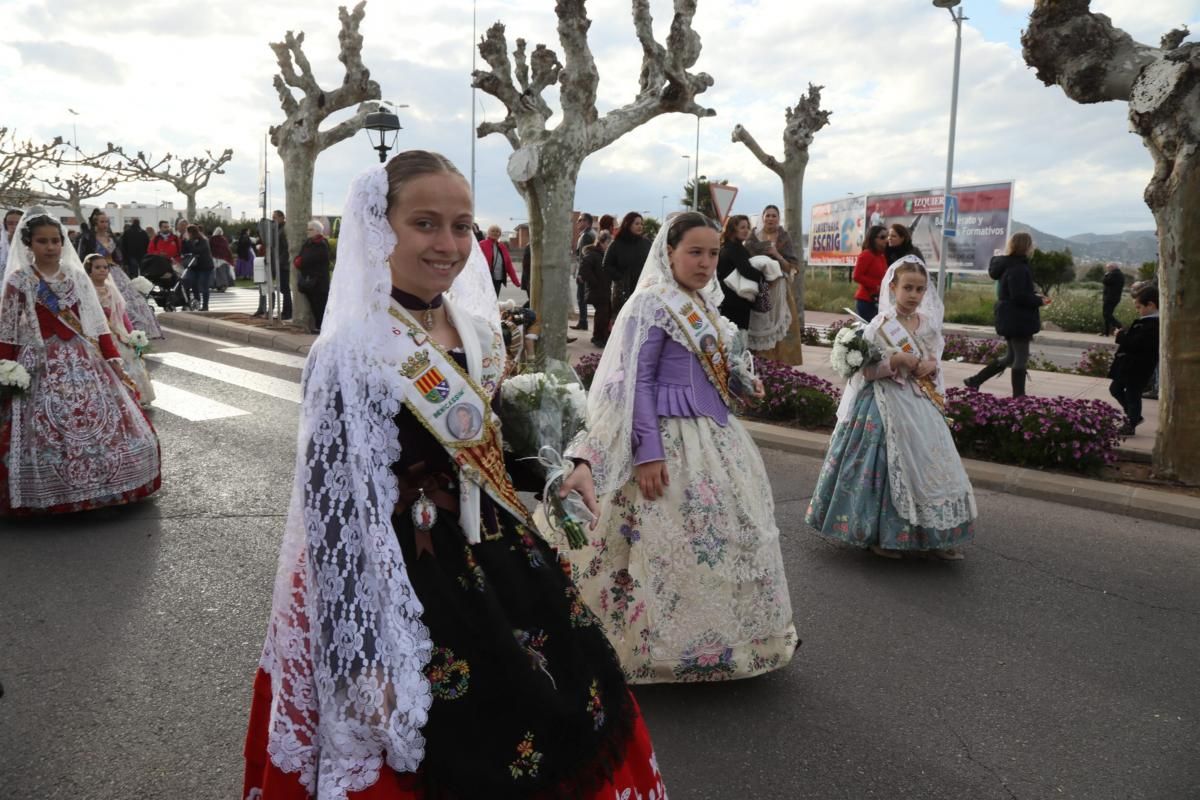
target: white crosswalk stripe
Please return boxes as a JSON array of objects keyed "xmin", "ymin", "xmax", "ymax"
[
  {"xmin": 149, "ymin": 381, "xmax": 250, "ymax": 421},
  {"xmin": 146, "ymin": 352, "xmax": 302, "ymax": 404},
  {"xmin": 219, "ymin": 346, "xmax": 310, "ymax": 370},
  {"xmin": 154, "ymin": 286, "xmax": 262, "ymax": 315}
]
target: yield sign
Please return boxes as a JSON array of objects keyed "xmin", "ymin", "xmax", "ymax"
[{"xmin": 709, "ymin": 184, "xmax": 739, "ymax": 224}]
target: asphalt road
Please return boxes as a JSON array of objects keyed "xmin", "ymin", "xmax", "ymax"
[{"xmin": 1, "ymin": 330, "xmax": 1196, "ymax": 800}]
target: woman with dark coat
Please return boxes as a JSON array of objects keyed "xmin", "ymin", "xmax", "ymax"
[
  {"xmin": 297, "ymin": 219, "xmax": 332, "ymax": 331},
  {"xmin": 884, "ymin": 223, "xmax": 924, "ymax": 266},
  {"xmin": 964, "ymin": 232, "xmax": 1050, "ymax": 397},
  {"xmin": 603, "ymin": 212, "xmax": 652, "ymax": 318},
  {"xmin": 578, "ymin": 232, "xmax": 612, "ymax": 347},
  {"xmin": 717, "ymin": 214, "xmax": 762, "ymax": 331},
  {"xmin": 182, "ymin": 225, "xmax": 215, "ymax": 311}
]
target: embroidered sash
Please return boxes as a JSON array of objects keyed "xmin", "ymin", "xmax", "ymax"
[
  {"xmin": 387, "ymin": 304, "xmax": 530, "ymax": 541},
  {"xmin": 655, "ymin": 286, "xmax": 735, "ymax": 407},
  {"xmin": 876, "ymin": 316, "xmax": 945, "ymax": 413}
]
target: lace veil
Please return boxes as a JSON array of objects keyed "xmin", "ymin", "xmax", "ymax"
[
  {"xmin": 256, "ymin": 165, "xmax": 497, "ymax": 799},
  {"xmin": 1, "ymin": 209, "xmax": 111, "ymax": 350},
  {"xmin": 568, "ymin": 215, "xmax": 743, "ymax": 496},
  {"xmin": 835, "ymin": 255, "xmax": 946, "ymax": 423}
]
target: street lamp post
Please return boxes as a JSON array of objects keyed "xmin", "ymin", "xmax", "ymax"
[
  {"xmin": 661, "ymin": 194, "xmax": 668, "ymax": 220},
  {"xmin": 934, "ymin": 0, "xmax": 965, "ymax": 301},
  {"xmin": 693, "ymin": 116, "xmax": 701, "ymax": 211},
  {"xmin": 681, "ymin": 155, "xmax": 691, "ymax": 209},
  {"xmin": 364, "ymin": 102, "xmax": 408, "ymax": 163},
  {"xmin": 471, "ymin": 0, "xmax": 477, "ymax": 204}
]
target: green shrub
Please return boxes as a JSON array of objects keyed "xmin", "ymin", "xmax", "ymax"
[{"xmin": 746, "ymin": 358, "xmax": 840, "ymax": 428}]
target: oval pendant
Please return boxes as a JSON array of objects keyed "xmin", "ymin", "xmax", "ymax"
[{"xmin": 412, "ymin": 489, "xmax": 438, "ymax": 532}]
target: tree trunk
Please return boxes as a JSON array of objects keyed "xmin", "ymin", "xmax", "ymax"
[
  {"xmin": 524, "ymin": 165, "xmax": 579, "ymax": 362},
  {"xmin": 282, "ymin": 150, "xmax": 314, "ymax": 328},
  {"xmin": 782, "ymin": 156, "xmax": 807, "ymax": 351},
  {"xmin": 1153, "ymin": 153, "xmax": 1200, "ymax": 482},
  {"xmin": 184, "ymin": 191, "xmax": 197, "ymax": 221}
]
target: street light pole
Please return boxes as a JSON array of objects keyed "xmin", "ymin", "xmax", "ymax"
[
  {"xmin": 934, "ymin": 0, "xmax": 965, "ymax": 301},
  {"xmin": 470, "ymin": 0, "xmax": 477, "ymax": 208},
  {"xmin": 681, "ymin": 155, "xmax": 691, "ymax": 209},
  {"xmin": 693, "ymin": 116, "xmax": 701, "ymax": 211},
  {"xmin": 661, "ymin": 194, "xmax": 668, "ymax": 220}
]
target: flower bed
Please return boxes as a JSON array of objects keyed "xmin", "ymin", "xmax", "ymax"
[
  {"xmin": 574, "ymin": 352, "xmax": 603, "ymax": 389},
  {"xmin": 746, "ymin": 357, "xmax": 840, "ymax": 428},
  {"xmin": 941, "ymin": 334, "xmax": 1007, "ymax": 364},
  {"xmin": 1076, "ymin": 345, "xmax": 1114, "ymax": 378},
  {"xmin": 944, "ymin": 388, "xmax": 1125, "ymax": 475}
]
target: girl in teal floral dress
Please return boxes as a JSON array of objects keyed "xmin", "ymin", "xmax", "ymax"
[{"xmin": 806, "ymin": 256, "xmax": 977, "ymax": 560}]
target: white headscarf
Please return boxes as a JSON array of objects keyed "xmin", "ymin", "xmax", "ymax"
[
  {"xmin": 0, "ymin": 209, "xmax": 111, "ymax": 351},
  {"xmin": 255, "ymin": 164, "xmax": 498, "ymax": 799},
  {"xmin": 568, "ymin": 213, "xmax": 751, "ymax": 496},
  {"xmin": 835, "ymin": 254, "xmax": 946, "ymax": 423}
]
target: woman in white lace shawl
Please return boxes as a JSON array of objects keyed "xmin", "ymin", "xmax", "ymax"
[
  {"xmin": 561, "ymin": 212, "xmax": 798, "ymax": 683},
  {"xmin": 242, "ymin": 152, "xmax": 666, "ymax": 800},
  {"xmin": 805, "ymin": 256, "xmax": 977, "ymax": 560}
]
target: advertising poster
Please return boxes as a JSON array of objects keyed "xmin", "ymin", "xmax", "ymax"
[
  {"xmin": 808, "ymin": 195, "xmax": 867, "ymax": 265},
  {"xmin": 864, "ymin": 181, "xmax": 1014, "ymax": 273}
]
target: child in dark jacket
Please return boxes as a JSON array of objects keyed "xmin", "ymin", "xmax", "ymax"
[{"xmin": 1109, "ymin": 284, "xmax": 1159, "ymax": 435}]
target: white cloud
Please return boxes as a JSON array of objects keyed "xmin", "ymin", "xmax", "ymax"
[{"xmin": 0, "ymin": 0, "xmax": 1191, "ymax": 237}]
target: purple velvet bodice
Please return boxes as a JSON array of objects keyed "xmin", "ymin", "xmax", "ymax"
[{"xmin": 632, "ymin": 325, "xmax": 729, "ymax": 464}]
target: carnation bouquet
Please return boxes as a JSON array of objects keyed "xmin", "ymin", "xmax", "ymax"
[
  {"xmin": 127, "ymin": 330, "xmax": 150, "ymax": 357},
  {"xmin": 498, "ymin": 358, "xmax": 593, "ymax": 548},
  {"xmin": 129, "ymin": 276, "xmax": 154, "ymax": 297},
  {"xmin": 0, "ymin": 359, "xmax": 31, "ymax": 398},
  {"xmin": 829, "ymin": 323, "xmax": 874, "ymax": 378}
]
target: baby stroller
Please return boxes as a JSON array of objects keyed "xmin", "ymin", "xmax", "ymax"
[{"xmin": 141, "ymin": 255, "xmax": 189, "ymax": 312}]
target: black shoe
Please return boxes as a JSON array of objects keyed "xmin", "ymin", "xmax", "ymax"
[
  {"xmin": 567, "ymin": 337, "xmax": 578, "ymax": 344},
  {"xmin": 1142, "ymin": 389, "xmax": 1158, "ymax": 399},
  {"xmin": 1119, "ymin": 423, "xmax": 1137, "ymax": 436},
  {"xmin": 572, "ymin": 324, "xmax": 588, "ymax": 330}
]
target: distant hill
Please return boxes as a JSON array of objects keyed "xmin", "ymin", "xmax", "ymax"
[{"xmin": 1011, "ymin": 221, "xmax": 1157, "ymax": 265}]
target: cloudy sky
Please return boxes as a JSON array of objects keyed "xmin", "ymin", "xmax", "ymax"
[{"xmin": 2, "ymin": 0, "xmax": 1195, "ymax": 237}]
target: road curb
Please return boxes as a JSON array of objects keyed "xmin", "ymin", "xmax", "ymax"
[
  {"xmin": 158, "ymin": 316, "xmax": 1194, "ymax": 529},
  {"xmin": 740, "ymin": 420, "xmax": 1200, "ymax": 531},
  {"xmin": 159, "ymin": 313, "xmax": 315, "ymax": 355}
]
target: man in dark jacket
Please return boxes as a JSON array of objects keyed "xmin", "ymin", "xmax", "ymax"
[
  {"xmin": 1109, "ymin": 284, "xmax": 1159, "ymax": 435},
  {"xmin": 273, "ymin": 210, "xmax": 293, "ymax": 320},
  {"xmin": 122, "ymin": 218, "xmax": 149, "ymax": 277},
  {"xmin": 572, "ymin": 213, "xmax": 596, "ymax": 330},
  {"xmin": 1101, "ymin": 262, "xmax": 1125, "ymax": 336},
  {"xmin": 578, "ymin": 232, "xmax": 612, "ymax": 347}
]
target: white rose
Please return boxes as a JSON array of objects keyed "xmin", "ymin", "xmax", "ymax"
[{"xmin": 846, "ymin": 350, "xmax": 863, "ymax": 367}]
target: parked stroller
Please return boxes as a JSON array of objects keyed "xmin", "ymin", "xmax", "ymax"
[{"xmin": 140, "ymin": 255, "xmax": 189, "ymax": 312}]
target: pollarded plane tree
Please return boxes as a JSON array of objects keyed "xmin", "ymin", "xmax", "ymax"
[
  {"xmin": 270, "ymin": 0, "xmax": 381, "ymax": 328},
  {"xmin": 732, "ymin": 82, "xmax": 833, "ymax": 357},
  {"xmin": 472, "ymin": 0, "xmax": 715, "ymax": 359},
  {"xmin": 1022, "ymin": 1, "xmax": 1198, "ymax": 481}
]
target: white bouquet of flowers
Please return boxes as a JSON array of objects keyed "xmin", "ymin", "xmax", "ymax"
[
  {"xmin": 127, "ymin": 329, "xmax": 150, "ymax": 357},
  {"xmin": 130, "ymin": 276, "xmax": 154, "ymax": 297},
  {"xmin": 829, "ymin": 323, "xmax": 876, "ymax": 379},
  {"xmin": 0, "ymin": 359, "xmax": 31, "ymax": 397},
  {"xmin": 499, "ymin": 359, "xmax": 593, "ymax": 547}
]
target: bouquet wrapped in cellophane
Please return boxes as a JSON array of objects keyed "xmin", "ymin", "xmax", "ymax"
[
  {"xmin": 498, "ymin": 358, "xmax": 594, "ymax": 548},
  {"xmin": 0, "ymin": 359, "xmax": 31, "ymax": 398}
]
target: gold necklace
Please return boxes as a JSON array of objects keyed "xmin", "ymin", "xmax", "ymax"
[{"xmin": 421, "ymin": 307, "xmax": 436, "ymax": 330}]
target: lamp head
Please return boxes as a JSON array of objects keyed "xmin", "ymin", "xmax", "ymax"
[{"xmin": 932, "ymin": 0, "xmax": 961, "ymax": 7}]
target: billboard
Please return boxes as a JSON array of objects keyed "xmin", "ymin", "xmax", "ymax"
[
  {"xmin": 808, "ymin": 195, "xmax": 867, "ymax": 265},
  {"xmin": 811, "ymin": 181, "xmax": 1014, "ymax": 272}
]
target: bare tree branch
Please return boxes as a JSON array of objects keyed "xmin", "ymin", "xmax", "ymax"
[
  {"xmin": 731, "ymin": 125, "xmax": 782, "ymax": 177},
  {"xmin": 0, "ymin": 128, "xmax": 65, "ymax": 207}
]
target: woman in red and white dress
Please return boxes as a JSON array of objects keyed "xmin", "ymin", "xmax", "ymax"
[
  {"xmin": 0, "ymin": 211, "xmax": 160, "ymax": 515},
  {"xmin": 242, "ymin": 152, "xmax": 666, "ymax": 800},
  {"xmin": 83, "ymin": 253, "xmax": 156, "ymax": 408}
]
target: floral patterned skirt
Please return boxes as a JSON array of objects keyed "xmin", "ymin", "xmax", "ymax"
[
  {"xmin": 555, "ymin": 416, "xmax": 797, "ymax": 684},
  {"xmin": 0, "ymin": 336, "xmax": 160, "ymax": 514},
  {"xmin": 243, "ymin": 508, "xmax": 666, "ymax": 800},
  {"xmin": 805, "ymin": 388, "xmax": 975, "ymax": 550}
]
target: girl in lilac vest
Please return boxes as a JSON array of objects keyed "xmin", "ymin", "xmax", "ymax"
[{"xmin": 564, "ymin": 212, "xmax": 798, "ymax": 683}]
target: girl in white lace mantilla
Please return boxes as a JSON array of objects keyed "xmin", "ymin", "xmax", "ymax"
[
  {"xmin": 242, "ymin": 152, "xmax": 666, "ymax": 800},
  {"xmin": 561, "ymin": 212, "xmax": 798, "ymax": 683},
  {"xmin": 84, "ymin": 253, "xmax": 155, "ymax": 408},
  {"xmin": 806, "ymin": 256, "xmax": 977, "ymax": 560}
]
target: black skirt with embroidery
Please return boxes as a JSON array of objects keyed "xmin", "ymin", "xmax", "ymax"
[{"xmin": 391, "ymin": 390, "xmax": 636, "ymax": 799}]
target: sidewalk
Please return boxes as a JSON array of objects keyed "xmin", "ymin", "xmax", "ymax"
[
  {"xmin": 803, "ymin": 309, "xmax": 1112, "ymax": 350},
  {"xmin": 158, "ymin": 312, "xmax": 1194, "ymax": 528}
]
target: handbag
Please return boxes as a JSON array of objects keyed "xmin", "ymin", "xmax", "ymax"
[{"xmin": 298, "ymin": 272, "xmax": 318, "ymax": 293}]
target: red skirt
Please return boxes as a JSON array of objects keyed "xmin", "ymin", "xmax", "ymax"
[{"xmin": 243, "ymin": 668, "xmax": 666, "ymax": 800}]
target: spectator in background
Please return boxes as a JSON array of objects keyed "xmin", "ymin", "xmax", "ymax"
[
  {"xmin": 480, "ymin": 224, "xmax": 520, "ymax": 295},
  {"xmin": 521, "ymin": 245, "xmax": 532, "ymax": 303},
  {"xmin": 717, "ymin": 214, "xmax": 763, "ymax": 331},
  {"xmin": 297, "ymin": 220, "xmax": 332, "ymax": 332},
  {"xmin": 122, "ymin": 217, "xmax": 149, "ymax": 278},
  {"xmin": 604, "ymin": 212, "xmax": 652, "ymax": 319},
  {"xmin": 885, "ymin": 223, "xmax": 923, "ymax": 265},
  {"xmin": 147, "ymin": 219, "xmax": 181, "ymax": 262},
  {"xmin": 853, "ymin": 225, "xmax": 889, "ymax": 321},
  {"xmin": 572, "ymin": 213, "xmax": 596, "ymax": 330},
  {"xmin": 0, "ymin": 208, "xmax": 21, "ymax": 271},
  {"xmin": 183, "ymin": 224, "xmax": 214, "ymax": 311},
  {"xmin": 272, "ymin": 209, "xmax": 293, "ymax": 320},
  {"xmin": 579, "ymin": 231, "xmax": 612, "ymax": 347},
  {"xmin": 235, "ymin": 229, "xmax": 255, "ymax": 279},
  {"xmin": 1102, "ymin": 261, "xmax": 1125, "ymax": 336},
  {"xmin": 747, "ymin": 204, "xmax": 803, "ymax": 364},
  {"xmin": 598, "ymin": 214, "xmax": 615, "ymax": 238},
  {"xmin": 77, "ymin": 210, "xmax": 124, "ymax": 269},
  {"xmin": 1109, "ymin": 284, "xmax": 1159, "ymax": 436}
]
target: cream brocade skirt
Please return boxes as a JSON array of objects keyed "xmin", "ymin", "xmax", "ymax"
[{"xmin": 545, "ymin": 415, "xmax": 797, "ymax": 683}]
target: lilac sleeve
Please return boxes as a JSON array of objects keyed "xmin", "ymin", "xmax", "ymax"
[{"xmin": 632, "ymin": 326, "xmax": 667, "ymax": 465}]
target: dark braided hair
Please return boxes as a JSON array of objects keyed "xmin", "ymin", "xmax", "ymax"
[{"xmin": 19, "ymin": 214, "xmax": 63, "ymax": 247}]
